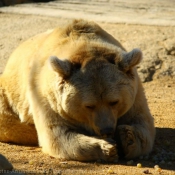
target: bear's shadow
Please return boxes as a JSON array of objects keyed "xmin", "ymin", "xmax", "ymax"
[{"xmin": 117, "ymin": 127, "xmax": 175, "ymax": 171}]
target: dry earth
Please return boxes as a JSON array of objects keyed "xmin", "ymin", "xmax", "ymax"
[
  {"xmin": 0, "ymin": 11, "xmax": 175, "ymax": 175},
  {"xmin": 1, "ymin": 0, "xmax": 175, "ymax": 26}
]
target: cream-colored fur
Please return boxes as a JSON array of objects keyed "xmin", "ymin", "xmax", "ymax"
[{"xmin": 0, "ymin": 20, "xmax": 155, "ymax": 162}]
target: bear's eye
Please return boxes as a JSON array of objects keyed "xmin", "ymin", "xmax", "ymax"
[
  {"xmin": 109, "ymin": 101, "xmax": 118, "ymax": 106},
  {"xmin": 86, "ymin": 105, "xmax": 96, "ymax": 110}
]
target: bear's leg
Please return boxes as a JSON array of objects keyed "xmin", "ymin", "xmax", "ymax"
[
  {"xmin": 67, "ymin": 134, "xmax": 118, "ymax": 162},
  {"xmin": 38, "ymin": 124, "xmax": 118, "ymax": 162},
  {"xmin": 0, "ymin": 113, "xmax": 38, "ymax": 145},
  {"xmin": 0, "ymin": 81, "xmax": 38, "ymax": 146},
  {"xmin": 116, "ymin": 123, "xmax": 155, "ymax": 159},
  {"xmin": 29, "ymin": 105, "xmax": 118, "ymax": 161}
]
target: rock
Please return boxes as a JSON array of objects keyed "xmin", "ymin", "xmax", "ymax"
[
  {"xmin": 143, "ymin": 169, "xmax": 150, "ymax": 174},
  {"xmin": 137, "ymin": 39, "xmax": 175, "ymax": 82},
  {"xmin": 137, "ymin": 52, "xmax": 162, "ymax": 82},
  {"xmin": 156, "ymin": 56, "xmax": 175, "ymax": 78},
  {"xmin": 0, "ymin": 154, "xmax": 26, "ymax": 175},
  {"xmin": 163, "ymin": 39, "xmax": 175, "ymax": 55},
  {"xmin": 0, "ymin": 154, "xmax": 13, "ymax": 170}
]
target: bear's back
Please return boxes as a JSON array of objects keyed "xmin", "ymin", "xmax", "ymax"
[
  {"xmin": 3, "ymin": 19, "xmax": 125, "ymax": 77},
  {"xmin": 0, "ymin": 20, "xmax": 125, "ymax": 120}
]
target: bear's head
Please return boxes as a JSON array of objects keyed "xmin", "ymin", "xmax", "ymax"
[{"xmin": 49, "ymin": 43, "xmax": 142, "ymax": 138}]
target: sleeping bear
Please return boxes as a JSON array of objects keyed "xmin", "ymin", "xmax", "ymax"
[{"xmin": 0, "ymin": 19, "xmax": 155, "ymax": 162}]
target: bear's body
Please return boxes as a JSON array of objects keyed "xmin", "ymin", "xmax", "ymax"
[{"xmin": 0, "ymin": 20, "xmax": 155, "ymax": 162}]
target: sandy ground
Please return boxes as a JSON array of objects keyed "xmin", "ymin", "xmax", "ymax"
[
  {"xmin": 1, "ymin": 0, "xmax": 175, "ymax": 26},
  {"xmin": 0, "ymin": 12, "xmax": 175, "ymax": 174}
]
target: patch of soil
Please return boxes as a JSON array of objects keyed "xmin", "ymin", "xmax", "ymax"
[{"xmin": 0, "ymin": 13, "xmax": 175, "ymax": 175}]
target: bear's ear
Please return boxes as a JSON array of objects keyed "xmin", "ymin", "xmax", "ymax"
[
  {"xmin": 119, "ymin": 48, "xmax": 142, "ymax": 72},
  {"xmin": 49, "ymin": 56, "xmax": 72, "ymax": 78}
]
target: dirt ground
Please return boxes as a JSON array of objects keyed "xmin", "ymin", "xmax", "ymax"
[{"xmin": 0, "ymin": 13, "xmax": 175, "ymax": 175}]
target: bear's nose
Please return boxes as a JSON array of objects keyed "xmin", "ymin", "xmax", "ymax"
[{"xmin": 100, "ymin": 127, "xmax": 114, "ymax": 138}]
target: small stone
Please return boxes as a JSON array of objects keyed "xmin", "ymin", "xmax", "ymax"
[
  {"xmin": 107, "ymin": 167, "xmax": 114, "ymax": 174},
  {"xmin": 154, "ymin": 165, "xmax": 159, "ymax": 169},
  {"xmin": 143, "ymin": 169, "xmax": 150, "ymax": 174},
  {"xmin": 137, "ymin": 163, "xmax": 142, "ymax": 168},
  {"xmin": 29, "ymin": 160, "xmax": 34, "ymax": 165},
  {"xmin": 127, "ymin": 160, "xmax": 134, "ymax": 165}
]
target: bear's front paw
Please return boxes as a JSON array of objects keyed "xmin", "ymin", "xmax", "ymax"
[
  {"xmin": 99, "ymin": 139, "xmax": 118, "ymax": 162},
  {"xmin": 117, "ymin": 125, "xmax": 141, "ymax": 159}
]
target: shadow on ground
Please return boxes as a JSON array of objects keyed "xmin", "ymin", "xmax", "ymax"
[
  {"xmin": 118, "ymin": 127, "xmax": 175, "ymax": 171},
  {"xmin": 0, "ymin": 0, "xmax": 54, "ymax": 6}
]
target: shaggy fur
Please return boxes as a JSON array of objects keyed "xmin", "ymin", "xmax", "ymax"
[{"xmin": 0, "ymin": 20, "xmax": 155, "ymax": 162}]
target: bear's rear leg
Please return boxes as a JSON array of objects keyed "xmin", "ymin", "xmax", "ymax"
[{"xmin": 0, "ymin": 113, "xmax": 38, "ymax": 146}]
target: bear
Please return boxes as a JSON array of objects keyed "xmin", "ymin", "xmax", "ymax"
[{"xmin": 0, "ymin": 19, "xmax": 155, "ymax": 162}]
